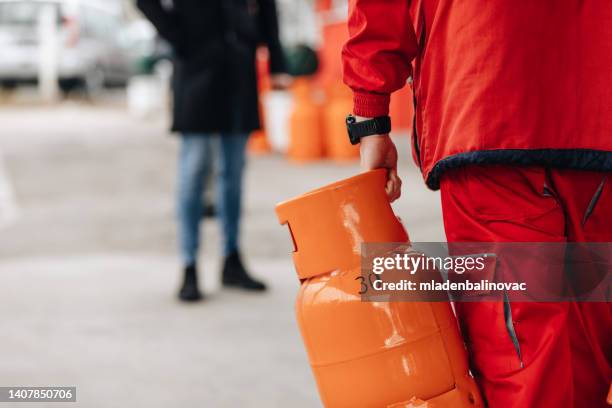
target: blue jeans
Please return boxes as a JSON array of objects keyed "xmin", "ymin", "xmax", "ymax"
[{"xmin": 177, "ymin": 133, "xmax": 248, "ymax": 266}]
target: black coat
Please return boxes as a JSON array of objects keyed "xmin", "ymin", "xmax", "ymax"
[{"xmin": 136, "ymin": 0, "xmax": 286, "ymax": 134}]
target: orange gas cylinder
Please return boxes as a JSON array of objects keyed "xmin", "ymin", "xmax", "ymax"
[
  {"xmin": 288, "ymin": 79, "xmax": 325, "ymax": 162},
  {"xmin": 389, "ymin": 83, "xmax": 415, "ymax": 134},
  {"xmin": 276, "ymin": 170, "xmax": 484, "ymax": 408},
  {"xmin": 323, "ymin": 84, "xmax": 360, "ymax": 162},
  {"xmin": 248, "ymin": 48, "xmax": 272, "ymax": 155},
  {"xmin": 247, "ymin": 129, "xmax": 271, "ymax": 155}
]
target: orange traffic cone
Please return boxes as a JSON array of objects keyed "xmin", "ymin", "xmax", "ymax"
[
  {"xmin": 287, "ymin": 79, "xmax": 325, "ymax": 162},
  {"xmin": 276, "ymin": 170, "xmax": 483, "ymax": 408},
  {"xmin": 322, "ymin": 83, "xmax": 360, "ymax": 162}
]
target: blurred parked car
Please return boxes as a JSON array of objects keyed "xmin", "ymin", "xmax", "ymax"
[{"xmin": 0, "ymin": 0, "xmax": 135, "ymax": 94}]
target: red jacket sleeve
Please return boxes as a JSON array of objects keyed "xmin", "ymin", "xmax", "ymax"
[{"xmin": 342, "ymin": 0, "xmax": 419, "ymax": 117}]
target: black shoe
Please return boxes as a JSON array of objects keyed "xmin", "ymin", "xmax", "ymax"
[
  {"xmin": 222, "ymin": 252, "xmax": 267, "ymax": 291},
  {"xmin": 178, "ymin": 264, "xmax": 203, "ymax": 302}
]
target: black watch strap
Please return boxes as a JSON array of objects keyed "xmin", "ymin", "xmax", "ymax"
[{"xmin": 346, "ymin": 115, "xmax": 391, "ymax": 145}]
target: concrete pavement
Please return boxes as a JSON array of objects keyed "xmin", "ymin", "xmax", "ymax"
[{"xmin": 0, "ymin": 98, "xmax": 444, "ymax": 407}]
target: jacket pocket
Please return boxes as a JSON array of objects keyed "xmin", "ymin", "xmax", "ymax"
[{"xmin": 461, "ymin": 166, "xmax": 561, "ymax": 222}]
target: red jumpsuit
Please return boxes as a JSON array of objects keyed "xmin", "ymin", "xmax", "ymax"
[
  {"xmin": 342, "ymin": 0, "xmax": 612, "ymax": 406},
  {"xmin": 442, "ymin": 166, "xmax": 611, "ymax": 407}
]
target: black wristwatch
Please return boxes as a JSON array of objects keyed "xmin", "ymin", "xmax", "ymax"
[{"xmin": 346, "ymin": 114, "xmax": 392, "ymax": 145}]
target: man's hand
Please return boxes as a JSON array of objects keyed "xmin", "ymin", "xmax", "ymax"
[{"xmin": 360, "ymin": 133, "xmax": 402, "ymax": 202}]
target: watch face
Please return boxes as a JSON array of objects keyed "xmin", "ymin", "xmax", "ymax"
[{"xmin": 346, "ymin": 115, "xmax": 359, "ymax": 145}]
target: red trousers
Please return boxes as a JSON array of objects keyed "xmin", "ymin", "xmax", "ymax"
[{"xmin": 440, "ymin": 165, "xmax": 611, "ymax": 408}]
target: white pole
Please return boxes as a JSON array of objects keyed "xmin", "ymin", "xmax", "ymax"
[
  {"xmin": 0, "ymin": 152, "xmax": 19, "ymax": 228},
  {"xmin": 38, "ymin": 4, "xmax": 60, "ymax": 102}
]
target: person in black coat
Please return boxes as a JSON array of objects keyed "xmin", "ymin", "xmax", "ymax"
[{"xmin": 137, "ymin": 0, "xmax": 289, "ymax": 301}]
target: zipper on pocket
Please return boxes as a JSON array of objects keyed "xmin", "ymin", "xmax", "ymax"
[
  {"xmin": 503, "ymin": 291, "xmax": 524, "ymax": 368},
  {"xmin": 411, "ymin": 13, "xmax": 426, "ymax": 170},
  {"xmin": 412, "ymin": 93, "xmax": 422, "ymax": 169},
  {"xmin": 582, "ymin": 175, "xmax": 607, "ymax": 226}
]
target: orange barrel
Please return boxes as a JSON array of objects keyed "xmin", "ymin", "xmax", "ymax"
[
  {"xmin": 276, "ymin": 170, "xmax": 483, "ymax": 408},
  {"xmin": 288, "ymin": 79, "xmax": 325, "ymax": 162},
  {"xmin": 323, "ymin": 84, "xmax": 360, "ymax": 162}
]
